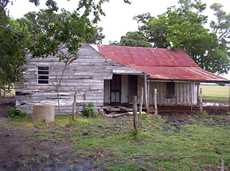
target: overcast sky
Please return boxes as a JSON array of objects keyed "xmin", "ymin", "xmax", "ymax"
[{"xmin": 8, "ymin": 0, "xmax": 230, "ymax": 78}]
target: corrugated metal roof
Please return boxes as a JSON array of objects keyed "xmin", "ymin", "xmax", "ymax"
[{"xmin": 97, "ymin": 45, "xmax": 228, "ymax": 82}]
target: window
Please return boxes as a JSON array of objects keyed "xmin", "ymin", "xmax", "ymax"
[
  {"xmin": 37, "ymin": 66, "xmax": 49, "ymax": 84},
  {"xmin": 166, "ymin": 82, "xmax": 175, "ymax": 98}
]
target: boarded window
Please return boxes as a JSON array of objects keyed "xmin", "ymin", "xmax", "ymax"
[
  {"xmin": 37, "ymin": 66, "xmax": 49, "ymax": 84},
  {"xmin": 166, "ymin": 82, "xmax": 175, "ymax": 98}
]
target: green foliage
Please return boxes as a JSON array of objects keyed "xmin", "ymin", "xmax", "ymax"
[
  {"xmin": 1, "ymin": 0, "xmax": 118, "ymax": 90},
  {"xmin": 118, "ymin": 31, "xmax": 152, "ymax": 47},
  {"xmin": 197, "ymin": 110, "xmax": 209, "ymax": 117},
  {"xmin": 3, "ymin": 114, "xmax": 230, "ymax": 170},
  {"xmin": 134, "ymin": 0, "xmax": 230, "ymax": 74},
  {"xmin": 210, "ymin": 3, "xmax": 230, "ymax": 48},
  {"xmin": 82, "ymin": 103, "xmax": 97, "ymax": 118},
  {"xmin": 7, "ymin": 107, "xmax": 27, "ymax": 119},
  {"xmin": 0, "ymin": 2, "xmax": 26, "ymax": 93},
  {"xmin": 29, "ymin": 0, "xmax": 131, "ymax": 23},
  {"xmin": 0, "ymin": 16, "xmax": 26, "ymax": 93},
  {"xmin": 0, "ymin": 0, "xmax": 131, "ymax": 91},
  {"xmin": 19, "ymin": 9, "xmax": 102, "ymax": 61}
]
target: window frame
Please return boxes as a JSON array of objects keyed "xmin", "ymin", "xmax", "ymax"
[
  {"xmin": 37, "ymin": 66, "xmax": 49, "ymax": 85},
  {"xmin": 166, "ymin": 82, "xmax": 175, "ymax": 98}
]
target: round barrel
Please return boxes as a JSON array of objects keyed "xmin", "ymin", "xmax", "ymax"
[{"xmin": 32, "ymin": 104, "xmax": 55, "ymax": 123}]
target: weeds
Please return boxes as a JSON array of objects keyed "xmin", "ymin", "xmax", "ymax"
[
  {"xmin": 7, "ymin": 107, "xmax": 27, "ymax": 119},
  {"xmin": 3, "ymin": 113, "xmax": 230, "ymax": 170},
  {"xmin": 82, "ymin": 103, "xmax": 98, "ymax": 118}
]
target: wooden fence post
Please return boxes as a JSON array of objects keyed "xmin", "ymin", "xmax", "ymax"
[
  {"xmin": 139, "ymin": 87, "xmax": 144, "ymax": 115},
  {"xmin": 133, "ymin": 96, "xmax": 138, "ymax": 133},
  {"xmin": 154, "ymin": 88, "xmax": 158, "ymax": 115},
  {"xmin": 228, "ymin": 84, "xmax": 230, "ymax": 112},
  {"xmin": 221, "ymin": 159, "xmax": 224, "ymax": 171},
  {"xmin": 72, "ymin": 91, "xmax": 77, "ymax": 120},
  {"xmin": 199, "ymin": 87, "xmax": 203, "ymax": 112}
]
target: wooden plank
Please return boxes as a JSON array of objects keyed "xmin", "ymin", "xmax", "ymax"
[
  {"xmin": 72, "ymin": 91, "xmax": 77, "ymax": 120},
  {"xmin": 139, "ymin": 87, "xmax": 144, "ymax": 114},
  {"xmin": 199, "ymin": 87, "xmax": 203, "ymax": 112},
  {"xmin": 144, "ymin": 75, "xmax": 149, "ymax": 113},
  {"xmin": 154, "ymin": 88, "xmax": 158, "ymax": 115},
  {"xmin": 132, "ymin": 96, "xmax": 138, "ymax": 133}
]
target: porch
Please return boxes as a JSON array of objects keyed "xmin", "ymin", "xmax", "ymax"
[{"xmin": 104, "ymin": 74, "xmax": 199, "ymax": 112}]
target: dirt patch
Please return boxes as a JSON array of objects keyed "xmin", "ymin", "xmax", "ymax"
[
  {"xmin": 0, "ymin": 104, "xmax": 10, "ymax": 117},
  {"xmin": 0, "ymin": 97, "xmax": 15, "ymax": 117},
  {"xmin": 0, "ymin": 119, "xmax": 96, "ymax": 171},
  {"xmin": 161, "ymin": 112, "xmax": 230, "ymax": 128}
]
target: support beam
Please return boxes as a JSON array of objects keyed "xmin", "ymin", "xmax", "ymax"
[
  {"xmin": 154, "ymin": 88, "xmax": 158, "ymax": 115},
  {"xmin": 229, "ymin": 84, "xmax": 230, "ymax": 112},
  {"xmin": 139, "ymin": 87, "xmax": 144, "ymax": 115},
  {"xmin": 199, "ymin": 87, "xmax": 203, "ymax": 112},
  {"xmin": 144, "ymin": 74, "xmax": 149, "ymax": 113},
  {"xmin": 72, "ymin": 91, "xmax": 77, "ymax": 120},
  {"xmin": 197, "ymin": 83, "xmax": 200, "ymax": 106},
  {"xmin": 132, "ymin": 96, "xmax": 138, "ymax": 133}
]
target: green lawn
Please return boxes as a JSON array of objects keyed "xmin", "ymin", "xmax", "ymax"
[
  {"xmin": 7, "ymin": 114, "xmax": 230, "ymax": 171},
  {"xmin": 201, "ymin": 84, "xmax": 229, "ymax": 102}
]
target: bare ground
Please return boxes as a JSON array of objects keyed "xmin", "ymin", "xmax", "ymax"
[{"xmin": 0, "ymin": 119, "xmax": 96, "ymax": 171}]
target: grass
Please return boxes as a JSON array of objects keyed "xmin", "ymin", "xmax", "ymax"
[
  {"xmin": 3, "ymin": 114, "xmax": 230, "ymax": 170},
  {"xmin": 201, "ymin": 84, "xmax": 229, "ymax": 102}
]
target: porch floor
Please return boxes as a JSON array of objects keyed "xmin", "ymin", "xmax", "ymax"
[{"xmin": 103, "ymin": 104, "xmax": 230, "ymax": 115}]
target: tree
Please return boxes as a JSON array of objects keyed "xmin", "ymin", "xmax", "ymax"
[
  {"xmin": 210, "ymin": 3, "xmax": 230, "ymax": 48},
  {"xmin": 134, "ymin": 0, "xmax": 230, "ymax": 74},
  {"xmin": 117, "ymin": 31, "xmax": 152, "ymax": 47},
  {"xmin": 20, "ymin": 9, "xmax": 100, "ymax": 59},
  {"xmin": 17, "ymin": 9, "xmax": 104, "ymax": 113},
  {"xmin": 0, "ymin": 0, "xmax": 129, "ymax": 96},
  {"xmin": 0, "ymin": 3, "xmax": 27, "ymax": 95}
]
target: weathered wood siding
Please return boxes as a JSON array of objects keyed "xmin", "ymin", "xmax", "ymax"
[
  {"xmin": 16, "ymin": 44, "xmax": 142, "ymax": 114},
  {"xmin": 16, "ymin": 44, "xmax": 111, "ymax": 114},
  {"xmin": 104, "ymin": 75, "xmax": 198, "ymax": 106},
  {"xmin": 16, "ymin": 43, "xmax": 198, "ymax": 114},
  {"xmin": 148, "ymin": 81, "xmax": 198, "ymax": 106}
]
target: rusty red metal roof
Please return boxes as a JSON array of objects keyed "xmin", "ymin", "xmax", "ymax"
[{"xmin": 97, "ymin": 45, "xmax": 228, "ymax": 82}]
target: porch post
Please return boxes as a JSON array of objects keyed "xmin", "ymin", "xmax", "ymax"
[
  {"xmin": 197, "ymin": 83, "xmax": 200, "ymax": 106},
  {"xmin": 154, "ymin": 88, "xmax": 158, "ymax": 115},
  {"xmin": 199, "ymin": 87, "xmax": 203, "ymax": 112},
  {"xmin": 144, "ymin": 74, "xmax": 149, "ymax": 113},
  {"xmin": 228, "ymin": 84, "xmax": 230, "ymax": 112},
  {"xmin": 139, "ymin": 87, "xmax": 144, "ymax": 114}
]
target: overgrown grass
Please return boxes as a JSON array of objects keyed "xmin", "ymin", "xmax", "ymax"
[
  {"xmin": 69, "ymin": 114, "xmax": 230, "ymax": 170},
  {"xmin": 3, "ymin": 114, "xmax": 230, "ymax": 170},
  {"xmin": 201, "ymin": 84, "xmax": 229, "ymax": 103}
]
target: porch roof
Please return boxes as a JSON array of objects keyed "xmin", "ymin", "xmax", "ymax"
[{"xmin": 97, "ymin": 45, "xmax": 229, "ymax": 83}]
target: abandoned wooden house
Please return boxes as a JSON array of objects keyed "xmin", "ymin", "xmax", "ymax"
[{"xmin": 16, "ymin": 44, "xmax": 229, "ymax": 114}]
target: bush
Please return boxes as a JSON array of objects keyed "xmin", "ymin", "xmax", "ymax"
[
  {"xmin": 197, "ymin": 110, "xmax": 209, "ymax": 117},
  {"xmin": 226, "ymin": 112, "xmax": 230, "ymax": 115},
  {"xmin": 7, "ymin": 107, "xmax": 27, "ymax": 119},
  {"xmin": 82, "ymin": 103, "xmax": 97, "ymax": 118}
]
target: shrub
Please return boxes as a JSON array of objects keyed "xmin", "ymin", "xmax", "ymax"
[
  {"xmin": 197, "ymin": 110, "xmax": 209, "ymax": 117},
  {"xmin": 226, "ymin": 112, "xmax": 230, "ymax": 115},
  {"xmin": 7, "ymin": 107, "xmax": 27, "ymax": 119},
  {"xmin": 82, "ymin": 103, "xmax": 97, "ymax": 118}
]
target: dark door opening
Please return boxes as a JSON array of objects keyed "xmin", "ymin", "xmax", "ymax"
[
  {"xmin": 128, "ymin": 75, "xmax": 138, "ymax": 103},
  {"xmin": 110, "ymin": 75, "xmax": 121, "ymax": 104}
]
